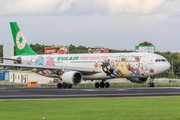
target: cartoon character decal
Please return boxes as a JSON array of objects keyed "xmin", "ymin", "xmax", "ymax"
[
  {"xmin": 116, "ymin": 55, "xmax": 130, "ymax": 77},
  {"xmin": 24, "ymin": 60, "xmax": 27, "ymax": 65},
  {"xmin": 35, "ymin": 56, "xmax": 44, "ymax": 65},
  {"xmin": 101, "ymin": 55, "xmax": 155, "ymax": 78},
  {"xmin": 94, "ymin": 62, "xmax": 98, "ymax": 68},
  {"xmin": 23, "ymin": 56, "xmax": 54, "ymax": 66},
  {"xmin": 101, "ymin": 59, "xmax": 114, "ymax": 77},
  {"xmin": 23, "ymin": 60, "xmax": 31, "ymax": 65},
  {"xmin": 22, "ymin": 55, "xmax": 155, "ymax": 78},
  {"xmin": 46, "ymin": 58, "xmax": 54, "ymax": 66},
  {"xmin": 29, "ymin": 60, "xmax": 32, "ymax": 65},
  {"xmin": 126, "ymin": 55, "xmax": 141, "ymax": 76}
]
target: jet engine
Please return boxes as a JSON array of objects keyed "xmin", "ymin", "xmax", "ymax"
[
  {"xmin": 60, "ymin": 71, "xmax": 82, "ymax": 85},
  {"xmin": 127, "ymin": 77, "xmax": 148, "ymax": 83}
]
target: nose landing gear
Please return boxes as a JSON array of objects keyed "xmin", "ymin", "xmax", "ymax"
[
  {"xmin": 148, "ymin": 77, "xmax": 155, "ymax": 87},
  {"xmin": 148, "ymin": 82, "xmax": 154, "ymax": 87}
]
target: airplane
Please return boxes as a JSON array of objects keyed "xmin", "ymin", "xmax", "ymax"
[{"xmin": 0, "ymin": 22, "xmax": 171, "ymax": 89}]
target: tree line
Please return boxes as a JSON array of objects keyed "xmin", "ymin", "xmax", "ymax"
[{"xmin": 0, "ymin": 44, "xmax": 178, "ymax": 78}]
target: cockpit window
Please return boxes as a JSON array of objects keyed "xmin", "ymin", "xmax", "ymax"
[
  {"xmin": 155, "ymin": 59, "xmax": 160, "ymax": 62},
  {"xmin": 155, "ymin": 59, "xmax": 167, "ymax": 62},
  {"xmin": 161, "ymin": 59, "xmax": 166, "ymax": 62}
]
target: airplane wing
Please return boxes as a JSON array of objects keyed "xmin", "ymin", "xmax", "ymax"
[
  {"xmin": 0, "ymin": 57, "xmax": 21, "ymax": 63},
  {"xmin": 0, "ymin": 63, "xmax": 101, "ymax": 73}
]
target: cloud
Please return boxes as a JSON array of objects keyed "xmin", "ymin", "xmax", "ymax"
[
  {"xmin": 0, "ymin": 0, "xmax": 74, "ymax": 15},
  {"xmin": 0, "ymin": 0, "xmax": 180, "ymax": 17},
  {"xmin": 105, "ymin": 0, "xmax": 165, "ymax": 14}
]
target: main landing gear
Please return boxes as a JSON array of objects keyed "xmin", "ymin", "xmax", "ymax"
[
  {"xmin": 57, "ymin": 83, "xmax": 72, "ymax": 89},
  {"xmin": 95, "ymin": 80, "xmax": 110, "ymax": 88},
  {"xmin": 148, "ymin": 77, "xmax": 155, "ymax": 87}
]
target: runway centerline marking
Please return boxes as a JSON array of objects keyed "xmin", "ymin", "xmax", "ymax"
[
  {"xmin": 82, "ymin": 89, "xmax": 128, "ymax": 91},
  {"xmin": 0, "ymin": 92, "xmax": 180, "ymax": 98}
]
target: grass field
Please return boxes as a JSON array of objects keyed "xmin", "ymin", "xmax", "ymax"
[
  {"xmin": 73, "ymin": 82, "xmax": 180, "ymax": 88},
  {"xmin": 1, "ymin": 82, "xmax": 180, "ymax": 88},
  {"xmin": 0, "ymin": 96, "xmax": 180, "ymax": 120}
]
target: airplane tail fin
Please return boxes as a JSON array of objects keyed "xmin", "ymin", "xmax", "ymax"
[{"xmin": 10, "ymin": 22, "xmax": 38, "ymax": 56}]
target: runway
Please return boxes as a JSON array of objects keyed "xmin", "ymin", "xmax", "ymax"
[{"xmin": 0, "ymin": 87, "xmax": 180, "ymax": 99}]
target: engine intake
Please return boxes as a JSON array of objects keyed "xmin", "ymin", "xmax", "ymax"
[
  {"xmin": 61, "ymin": 71, "xmax": 82, "ymax": 85},
  {"xmin": 128, "ymin": 77, "xmax": 148, "ymax": 83}
]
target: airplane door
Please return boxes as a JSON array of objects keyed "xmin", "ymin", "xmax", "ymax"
[
  {"xmin": 62, "ymin": 61, "xmax": 66, "ymax": 70},
  {"xmin": 140, "ymin": 56, "xmax": 149, "ymax": 75},
  {"xmin": 142, "ymin": 56, "xmax": 149, "ymax": 66},
  {"xmin": 21, "ymin": 74, "xmax": 23, "ymax": 83}
]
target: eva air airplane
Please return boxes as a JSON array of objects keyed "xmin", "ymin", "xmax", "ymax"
[{"xmin": 0, "ymin": 22, "xmax": 171, "ymax": 88}]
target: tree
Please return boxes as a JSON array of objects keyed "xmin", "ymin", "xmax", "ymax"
[{"xmin": 0, "ymin": 45, "xmax": 3, "ymax": 57}]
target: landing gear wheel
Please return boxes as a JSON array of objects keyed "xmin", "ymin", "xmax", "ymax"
[
  {"xmin": 100, "ymin": 82, "xmax": 105, "ymax": 88},
  {"xmin": 148, "ymin": 83, "xmax": 151, "ymax": 87},
  {"xmin": 95, "ymin": 82, "xmax": 100, "ymax": 88},
  {"xmin": 105, "ymin": 82, "xmax": 110, "ymax": 88},
  {"xmin": 57, "ymin": 83, "xmax": 62, "ymax": 89},
  {"xmin": 148, "ymin": 83, "xmax": 154, "ymax": 87},
  {"xmin": 67, "ymin": 84, "xmax": 72, "ymax": 88},
  {"xmin": 62, "ymin": 83, "xmax": 67, "ymax": 89}
]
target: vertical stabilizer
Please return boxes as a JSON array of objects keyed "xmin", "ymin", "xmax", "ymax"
[{"xmin": 10, "ymin": 22, "xmax": 38, "ymax": 56}]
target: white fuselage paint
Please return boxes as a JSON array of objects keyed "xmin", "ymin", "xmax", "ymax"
[{"xmin": 11, "ymin": 53, "xmax": 171, "ymax": 80}]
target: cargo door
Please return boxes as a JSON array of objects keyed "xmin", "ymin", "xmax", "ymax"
[{"xmin": 62, "ymin": 61, "xmax": 66, "ymax": 70}]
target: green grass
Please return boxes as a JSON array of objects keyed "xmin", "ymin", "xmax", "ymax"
[
  {"xmin": 73, "ymin": 82, "xmax": 180, "ymax": 88},
  {"xmin": 0, "ymin": 82, "xmax": 180, "ymax": 88},
  {"xmin": 0, "ymin": 97, "xmax": 180, "ymax": 120}
]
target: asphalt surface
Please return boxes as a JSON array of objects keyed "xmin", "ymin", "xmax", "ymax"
[{"xmin": 0, "ymin": 87, "xmax": 180, "ymax": 99}]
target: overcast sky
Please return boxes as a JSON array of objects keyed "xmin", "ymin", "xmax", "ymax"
[{"xmin": 0, "ymin": 0, "xmax": 180, "ymax": 52}]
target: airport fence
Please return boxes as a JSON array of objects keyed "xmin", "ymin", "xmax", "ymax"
[{"xmin": 0, "ymin": 80, "xmax": 180, "ymax": 88}]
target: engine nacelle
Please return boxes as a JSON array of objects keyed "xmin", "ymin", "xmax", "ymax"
[
  {"xmin": 61, "ymin": 71, "xmax": 82, "ymax": 85},
  {"xmin": 128, "ymin": 77, "xmax": 148, "ymax": 83}
]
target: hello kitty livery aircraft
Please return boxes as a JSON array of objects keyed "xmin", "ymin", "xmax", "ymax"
[{"xmin": 0, "ymin": 22, "xmax": 171, "ymax": 89}]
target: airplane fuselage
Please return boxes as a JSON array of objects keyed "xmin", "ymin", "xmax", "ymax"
[{"xmin": 12, "ymin": 52, "xmax": 170, "ymax": 80}]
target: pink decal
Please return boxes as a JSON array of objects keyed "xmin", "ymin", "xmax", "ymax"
[
  {"xmin": 95, "ymin": 63, "xmax": 98, "ymax": 68},
  {"xmin": 135, "ymin": 56, "xmax": 140, "ymax": 62},
  {"xmin": 46, "ymin": 58, "xmax": 54, "ymax": 66},
  {"xmin": 100, "ymin": 56, "xmax": 109, "ymax": 60},
  {"xmin": 46, "ymin": 70, "xmax": 49, "ymax": 73},
  {"xmin": 79, "ymin": 56, "xmax": 89, "ymax": 60},
  {"xmin": 79, "ymin": 56, "xmax": 109, "ymax": 61},
  {"xmin": 79, "ymin": 56, "xmax": 108, "ymax": 60},
  {"xmin": 110, "ymin": 60, "xmax": 114, "ymax": 65},
  {"xmin": 91, "ymin": 56, "xmax": 101, "ymax": 60},
  {"xmin": 137, "ymin": 69, "xmax": 140, "ymax": 73}
]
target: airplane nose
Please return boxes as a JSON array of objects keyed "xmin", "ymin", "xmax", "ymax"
[{"xmin": 166, "ymin": 62, "xmax": 171, "ymax": 71}]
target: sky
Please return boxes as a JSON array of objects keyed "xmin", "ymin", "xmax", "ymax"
[{"xmin": 0, "ymin": 0, "xmax": 180, "ymax": 52}]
